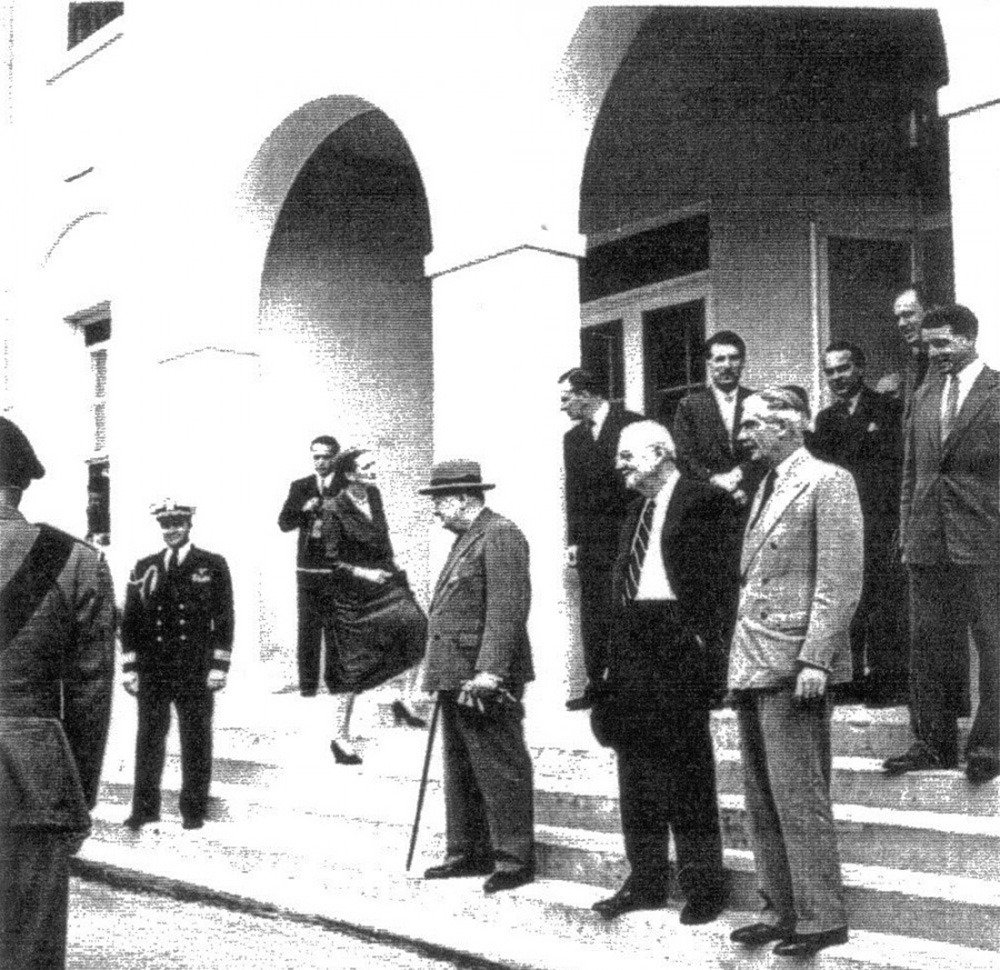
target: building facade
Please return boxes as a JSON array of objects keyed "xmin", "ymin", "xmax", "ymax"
[{"xmin": 1, "ymin": 3, "xmax": 997, "ymax": 731}]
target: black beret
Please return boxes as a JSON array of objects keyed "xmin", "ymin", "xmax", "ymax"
[{"xmin": 0, "ymin": 417, "xmax": 45, "ymax": 488}]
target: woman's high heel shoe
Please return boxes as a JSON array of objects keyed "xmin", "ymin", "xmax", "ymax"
[
  {"xmin": 330, "ymin": 740, "xmax": 362, "ymax": 765},
  {"xmin": 391, "ymin": 700, "xmax": 427, "ymax": 729}
]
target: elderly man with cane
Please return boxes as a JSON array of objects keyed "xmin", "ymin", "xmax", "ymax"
[{"xmin": 414, "ymin": 460, "xmax": 535, "ymax": 894}]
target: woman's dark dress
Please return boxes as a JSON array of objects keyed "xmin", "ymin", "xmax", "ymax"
[{"xmin": 322, "ymin": 487, "xmax": 426, "ymax": 693}]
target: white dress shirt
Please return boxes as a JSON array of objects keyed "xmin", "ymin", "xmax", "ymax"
[
  {"xmin": 635, "ymin": 471, "xmax": 680, "ymax": 601},
  {"xmin": 711, "ymin": 385, "xmax": 739, "ymax": 438},
  {"xmin": 590, "ymin": 400, "xmax": 611, "ymax": 441},
  {"xmin": 940, "ymin": 357, "xmax": 985, "ymax": 424}
]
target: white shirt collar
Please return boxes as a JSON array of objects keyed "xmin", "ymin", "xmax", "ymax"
[{"xmin": 165, "ymin": 542, "xmax": 192, "ymax": 565}]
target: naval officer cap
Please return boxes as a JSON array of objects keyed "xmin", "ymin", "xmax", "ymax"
[
  {"xmin": 150, "ymin": 498, "xmax": 196, "ymax": 521},
  {"xmin": 0, "ymin": 417, "xmax": 46, "ymax": 489}
]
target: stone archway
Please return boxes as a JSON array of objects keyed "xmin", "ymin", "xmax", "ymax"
[{"xmin": 243, "ymin": 100, "xmax": 434, "ymax": 686}]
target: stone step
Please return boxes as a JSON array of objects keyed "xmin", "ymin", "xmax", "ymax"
[
  {"xmin": 94, "ymin": 768, "xmax": 999, "ymax": 952},
  {"xmin": 84, "ymin": 793, "xmax": 999, "ymax": 955},
  {"xmin": 76, "ymin": 816, "xmax": 997, "ymax": 970}
]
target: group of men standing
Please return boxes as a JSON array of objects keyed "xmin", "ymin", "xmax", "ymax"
[
  {"xmin": 2, "ymin": 279, "xmax": 995, "ymax": 967},
  {"xmin": 559, "ymin": 288, "xmax": 998, "ymax": 955}
]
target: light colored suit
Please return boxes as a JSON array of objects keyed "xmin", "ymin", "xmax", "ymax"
[
  {"xmin": 729, "ymin": 448, "xmax": 863, "ymax": 690},
  {"xmin": 422, "ymin": 507, "xmax": 534, "ymax": 874},
  {"xmin": 728, "ymin": 447, "xmax": 863, "ymax": 937}
]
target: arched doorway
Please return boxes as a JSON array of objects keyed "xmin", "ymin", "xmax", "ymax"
[
  {"xmin": 248, "ymin": 101, "xmax": 434, "ymax": 687},
  {"xmin": 574, "ymin": 7, "xmax": 951, "ymax": 418}
]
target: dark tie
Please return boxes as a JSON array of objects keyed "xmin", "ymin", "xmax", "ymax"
[
  {"xmin": 623, "ymin": 500, "xmax": 656, "ymax": 602},
  {"xmin": 748, "ymin": 471, "xmax": 776, "ymax": 532},
  {"xmin": 941, "ymin": 375, "xmax": 960, "ymax": 444}
]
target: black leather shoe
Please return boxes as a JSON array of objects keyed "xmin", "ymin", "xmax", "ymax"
[
  {"xmin": 182, "ymin": 817, "xmax": 205, "ymax": 830},
  {"xmin": 565, "ymin": 694, "xmax": 594, "ymax": 712},
  {"xmin": 330, "ymin": 740, "xmax": 363, "ymax": 766},
  {"xmin": 591, "ymin": 886, "xmax": 668, "ymax": 919},
  {"xmin": 483, "ymin": 869, "xmax": 534, "ymax": 894},
  {"xmin": 122, "ymin": 814, "xmax": 159, "ymax": 831},
  {"xmin": 966, "ymin": 748, "xmax": 1000, "ymax": 785},
  {"xmin": 883, "ymin": 744, "xmax": 957, "ymax": 776},
  {"xmin": 391, "ymin": 700, "xmax": 427, "ymax": 728},
  {"xmin": 423, "ymin": 859, "xmax": 493, "ymax": 880},
  {"xmin": 680, "ymin": 894, "xmax": 726, "ymax": 925},
  {"xmin": 730, "ymin": 922, "xmax": 794, "ymax": 946},
  {"xmin": 773, "ymin": 926, "xmax": 848, "ymax": 956}
]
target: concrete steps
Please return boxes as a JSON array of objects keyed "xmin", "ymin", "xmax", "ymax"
[
  {"xmin": 88, "ymin": 695, "xmax": 998, "ymax": 967},
  {"xmin": 80, "ymin": 795, "xmax": 997, "ymax": 970}
]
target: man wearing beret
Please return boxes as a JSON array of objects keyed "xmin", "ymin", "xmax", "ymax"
[
  {"xmin": 419, "ymin": 460, "xmax": 535, "ymax": 894},
  {"xmin": 121, "ymin": 500, "xmax": 234, "ymax": 830},
  {"xmin": 0, "ymin": 417, "xmax": 115, "ymax": 970}
]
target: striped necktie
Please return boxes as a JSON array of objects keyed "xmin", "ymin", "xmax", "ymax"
[{"xmin": 623, "ymin": 499, "xmax": 656, "ymax": 602}]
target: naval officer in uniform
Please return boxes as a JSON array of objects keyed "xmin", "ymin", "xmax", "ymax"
[{"xmin": 121, "ymin": 499, "xmax": 234, "ymax": 830}]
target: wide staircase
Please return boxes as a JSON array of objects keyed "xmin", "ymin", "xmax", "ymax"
[{"xmin": 80, "ymin": 692, "xmax": 998, "ymax": 970}]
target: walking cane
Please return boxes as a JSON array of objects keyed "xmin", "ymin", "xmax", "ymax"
[{"xmin": 406, "ymin": 694, "xmax": 441, "ymax": 871}]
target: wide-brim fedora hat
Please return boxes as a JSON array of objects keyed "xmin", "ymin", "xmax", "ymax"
[{"xmin": 418, "ymin": 459, "xmax": 495, "ymax": 495}]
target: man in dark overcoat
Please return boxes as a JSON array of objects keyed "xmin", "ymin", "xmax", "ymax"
[
  {"xmin": 419, "ymin": 460, "xmax": 535, "ymax": 894},
  {"xmin": 808, "ymin": 341, "xmax": 907, "ymax": 705},
  {"xmin": 589, "ymin": 420, "xmax": 731, "ymax": 925},
  {"xmin": 278, "ymin": 434, "xmax": 340, "ymax": 695},
  {"xmin": 559, "ymin": 368, "xmax": 642, "ymax": 710},
  {"xmin": 121, "ymin": 499, "xmax": 234, "ymax": 829},
  {"xmin": 0, "ymin": 417, "xmax": 115, "ymax": 970}
]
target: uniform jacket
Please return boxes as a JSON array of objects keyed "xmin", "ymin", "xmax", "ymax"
[
  {"xmin": 563, "ymin": 406, "xmax": 643, "ymax": 566},
  {"xmin": 0, "ymin": 507, "xmax": 115, "ymax": 829},
  {"xmin": 728, "ymin": 448, "xmax": 863, "ymax": 691},
  {"xmin": 278, "ymin": 475, "xmax": 331, "ymax": 569},
  {"xmin": 422, "ymin": 508, "xmax": 533, "ymax": 690},
  {"xmin": 900, "ymin": 365, "xmax": 999, "ymax": 566},
  {"xmin": 121, "ymin": 545, "xmax": 234, "ymax": 687},
  {"xmin": 673, "ymin": 385, "xmax": 763, "ymax": 490},
  {"xmin": 808, "ymin": 385, "xmax": 903, "ymax": 529}
]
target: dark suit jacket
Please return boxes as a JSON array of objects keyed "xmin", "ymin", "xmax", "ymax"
[
  {"xmin": 121, "ymin": 546, "xmax": 235, "ymax": 688},
  {"xmin": 322, "ymin": 487, "xmax": 395, "ymax": 570},
  {"xmin": 808, "ymin": 385, "xmax": 903, "ymax": 530},
  {"xmin": 422, "ymin": 508, "xmax": 533, "ymax": 690},
  {"xmin": 0, "ymin": 509, "xmax": 115, "ymax": 824},
  {"xmin": 564, "ymin": 406, "xmax": 643, "ymax": 567},
  {"xmin": 673, "ymin": 385, "xmax": 760, "ymax": 482},
  {"xmin": 901, "ymin": 365, "xmax": 999, "ymax": 566},
  {"xmin": 595, "ymin": 478, "xmax": 737, "ymax": 748},
  {"xmin": 278, "ymin": 475, "xmax": 330, "ymax": 568}
]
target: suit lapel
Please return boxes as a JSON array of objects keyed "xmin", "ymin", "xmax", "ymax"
[
  {"xmin": 740, "ymin": 451, "xmax": 811, "ymax": 573},
  {"xmin": 431, "ymin": 510, "xmax": 490, "ymax": 606},
  {"xmin": 943, "ymin": 368, "xmax": 998, "ymax": 454}
]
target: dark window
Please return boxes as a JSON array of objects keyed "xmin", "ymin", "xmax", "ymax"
[
  {"xmin": 827, "ymin": 237, "xmax": 913, "ymax": 389},
  {"xmin": 580, "ymin": 320, "xmax": 625, "ymax": 404},
  {"xmin": 581, "ymin": 215, "xmax": 710, "ymax": 303},
  {"xmin": 68, "ymin": 3, "xmax": 124, "ymax": 50},
  {"xmin": 83, "ymin": 316, "xmax": 111, "ymax": 346},
  {"xmin": 86, "ymin": 461, "xmax": 110, "ymax": 544},
  {"xmin": 643, "ymin": 300, "xmax": 706, "ymax": 427}
]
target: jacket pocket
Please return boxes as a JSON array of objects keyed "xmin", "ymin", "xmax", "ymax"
[{"xmin": 0, "ymin": 717, "xmax": 91, "ymax": 832}]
